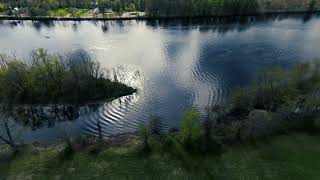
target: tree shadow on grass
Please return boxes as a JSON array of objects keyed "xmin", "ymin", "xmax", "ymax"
[
  {"xmin": 0, "ymin": 145, "xmax": 28, "ymax": 179},
  {"xmin": 41, "ymin": 146, "xmax": 76, "ymax": 176}
]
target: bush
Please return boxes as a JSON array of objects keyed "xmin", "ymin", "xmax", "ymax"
[
  {"xmin": 230, "ymin": 88, "xmax": 253, "ymax": 116},
  {"xmin": 50, "ymin": 8, "xmax": 69, "ymax": 17},
  {"xmin": 179, "ymin": 111, "xmax": 201, "ymax": 149},
  {"xmin": 240, "ymin": 110, "xmax": 273, "ymax": 140},
  {"xmin": 207, "ymin": 61, "xmax": 320, "ymax": 143},
  {"xmin": 60, "ymin": 138, "xmax": 75, "ymax": 159},
  {"xmin": 0, "ymin": 3, "xmax": 6, "ymax": 12},
  {"xmin": 138, "ymin": 124, "xmax": 151, "ymax": 153},
  {"xmin": 309, "ymin": 0, "xmax": 318, "ymax": 11}
]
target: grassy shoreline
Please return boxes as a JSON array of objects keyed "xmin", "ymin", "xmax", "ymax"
[{"xmin": 1, "ymin": 132, "xmax": 320, "ymax": 179}]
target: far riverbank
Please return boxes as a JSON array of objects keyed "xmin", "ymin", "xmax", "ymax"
[{"xmin": 1, "ymin": 9, "xmax": 319, "ymax": 21}]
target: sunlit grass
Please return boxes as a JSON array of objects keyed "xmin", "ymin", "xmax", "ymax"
[{"xmin": 49, "ymin": 8, "xmax": 69, "ymax": 17}]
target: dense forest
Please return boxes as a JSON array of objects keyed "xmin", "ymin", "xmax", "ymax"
[{"xmin": 0, "ymin": 0, "xmax": 319, "ymax": 17}]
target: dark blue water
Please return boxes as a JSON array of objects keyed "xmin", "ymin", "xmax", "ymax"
[{"xmin": 0, "ymin": 15, "xmax": 320, "ymax": 144}]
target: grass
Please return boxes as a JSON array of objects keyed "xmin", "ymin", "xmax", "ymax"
[
  {"xmin": 1, "ymin": 133, "xmax": 320, "ymax": 179},
  {"xmin": 48, "ymin": 8, "xmax": 91, "ymax": 17},
  {"xmin": 74, "ymin": 9, "xmax": 91, "ymax": 17},
  {"xmin": 49, "ymin": 8, "xmax": 69, "ymax": 17}
]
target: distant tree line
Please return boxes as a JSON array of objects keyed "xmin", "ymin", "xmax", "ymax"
[
  {"xmin": 0, "ymin": 0, "xmax": 318, "ymax": 17},
  {"xmin": 145, "ymin": 0, "xmax": 260, "ymax": 16},
  {"xmin": 0, "ymin": 0, "xmax": 146, "ymax": 13}
]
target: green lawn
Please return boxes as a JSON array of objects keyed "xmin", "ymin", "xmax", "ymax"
[
  {"xmin": 49, "ymin": 8, "xmax": 90, "ymax": 17},
  {"xmin": 1, "ymin": 133, "xmax": 320, "ymax": 180},
  {"xmin": 49, "ymin": 8, "xmax": 69, "ymax": 17}
]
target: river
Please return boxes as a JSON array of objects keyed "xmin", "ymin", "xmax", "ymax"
[{"xmin": 0, "ymin": 14, "xmax": 320, "ymax": 144}]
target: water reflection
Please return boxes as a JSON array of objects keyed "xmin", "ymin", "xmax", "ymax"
[
  {"xmin": 15, "ymin": 105, "xmax": 81, "ymax": 130},
  {"xmin": 0, "ymin": 14, "xmax": 320, "ymax": 143},
  {"xmin": 32, "ymin": 20, "xmax": 55, "ymax": 31},
  {"xmin": 1, "ymin": 14, "xmax": 318, "ymax": 34}
]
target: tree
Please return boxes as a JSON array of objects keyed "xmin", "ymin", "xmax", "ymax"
[{"xmin": 0, "ymin": 106, "xmax": 16, "ymax": 150}]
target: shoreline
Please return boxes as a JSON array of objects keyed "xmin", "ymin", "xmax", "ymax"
[
  {"xmin": 1, "ymin": 90, "xmax": 137, "ymax": 108},
  {"xmin": 0, "ymin": 10, "xmax": 319, "ymax": 21},
  {"xmin": 1, "ymin": 132, "xmax": 320, "ymax": 179}
]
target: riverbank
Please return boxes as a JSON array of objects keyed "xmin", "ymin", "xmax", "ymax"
[
  {"xmin": 1, "ymin": 132, "xmax": 320, "ymax": 179},
  {"xmin": 0, "ymin": 10, "xmax": 319, "ymax": 21}
]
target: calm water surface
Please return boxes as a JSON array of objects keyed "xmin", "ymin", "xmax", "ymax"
[{"xmin": 1, "ymin": 15, "xmax": 320, "ymax": 144}]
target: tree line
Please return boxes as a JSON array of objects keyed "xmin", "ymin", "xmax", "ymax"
[
  {"xmin": 0, "ymin": 0, "xmax": 146, "ymax": 14},
  {"xmin": 0, "ymin": 0, "xmax": 318, "ymax": 17}
]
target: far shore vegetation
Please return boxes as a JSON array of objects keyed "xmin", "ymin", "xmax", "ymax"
[
  {"xmin": 0, "ymin": 0, "xmax": 319, "ymax": 18},
  {"xmin": 1, "ymin": 58, "xmax": 320, "ymax": 179}
]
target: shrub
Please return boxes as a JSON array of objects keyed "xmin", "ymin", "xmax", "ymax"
[
  {"xmin": 230, "ymin": 88, "xmax": 253, "ymax": 116},
  {"xmin": 309, "ymin": 0, "xmax": 317, "ymax": 11},
  {"xmin": 0, "ymin": 3, "xmax": 6, "ymax": 12},
  {"xmin": 209, "ymin": 61, "xmax": 320, "ymax": 143},
  {"xmin": 138, "ymin": 124, "xmax": 151, "ymax": 153},
  {"xmin": 179, "ymin": 111, "xmax": 201, "ymax": 148},
  {"xmin": 240, "ymin": 110, "xmax": 273, "ymax": 140},
  {"xmin": 50, "ymin": 8, "xmax": 69, "ymax": 17},
  {"xmin": 59, "ymin": 137, "xmax": 75, "ymax": 160}
]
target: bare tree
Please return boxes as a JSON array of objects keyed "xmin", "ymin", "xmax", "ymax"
[{"xmin": 0, "ymin": 106, "xmax": 16, "ymax": 150}]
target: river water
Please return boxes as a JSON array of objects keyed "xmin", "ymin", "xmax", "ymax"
[{"xmin": 0, "ymin": 14, "xmax": 320, "ymax": 144}]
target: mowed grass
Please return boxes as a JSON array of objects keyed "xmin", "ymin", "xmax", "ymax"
[
  {"xmin": 49, "ymin": 8, "xmax": 69, "ymax": 17},
  {"xmin": 1, "ymin": 133, "xmax": 320, "ymax": 180}
]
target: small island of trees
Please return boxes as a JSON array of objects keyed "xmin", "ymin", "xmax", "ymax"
[{"xmin": 0, "ymin": 48, "xmax": 136, "ymax": 105}]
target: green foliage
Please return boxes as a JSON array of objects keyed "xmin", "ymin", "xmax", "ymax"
[
  {"xmin": 136, "ymin": 111, "xmax": 221, "ymax": 155},
  {"xmin": 213, "ymin": 61, "xmax": 320, "ymax": 141},
  {"xmin": 309, "ymin": 0, "xmax": 318, "ymax": 10},
  {"xmin": 0, "ymin": 49, "xmax": 135, "ymax": 104},
  {"xmin": 230, "ymin": 87, "xmax": 254, "ymax": 114},
  {"xmin": 0, "ymin": 3, "xmax": 6, "ymax": 12},
  {"xmin": 61, "ymin": 139, "xmax": 75, "ymax": 159},
  {"xmin": 29, "ymin": 6, "xmax": 51, "ymax": 16},
  {"xmin": 1, "ymin": 0, "xmax": 146, "ymax": 16},
  {"xmin": 223, "ymin": 0, "xmax": 259, "ymax": 13},
  {"xmin": 2, "ymin": 133, "xmax": 320, "ymax": 179},
  {"xmin": 49, "ymin": 8, "xmax": 69, "ymax": 17},
  {"xmin": 124, "ymin": 3, "xmax": 136, "ymax": 12},
  {"xmin": 179, "ymin": 111, "xmax": 201, "ymax": 147},
  {"xmin": 2, "ymin": 0, "xmax": 317, "ymax": 17},
  {"xmin": 191, "ymin": 61, "xmax": 320, "ymax": 145},
  {"xmin": 75, "ymin": 9, "xmax": 89, "ymax": 17},
  {"xmin": 230, "ymin": 62, "xmax": 320, "ymax": 114},
  {"xmin": 138, "ymin": 124, "xmax": 151, "ymax": 152},
  {"xmin": 145, "ymin": 0, "xmax": 260, "ymax": 16}
]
